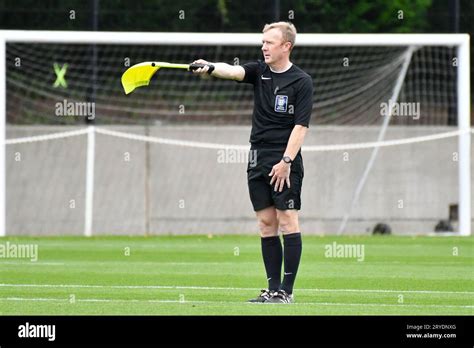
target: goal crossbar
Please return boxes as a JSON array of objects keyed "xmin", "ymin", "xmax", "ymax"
[{"xmin": 0, "ymin": 30, "xmax": 469, "ymax": 46}]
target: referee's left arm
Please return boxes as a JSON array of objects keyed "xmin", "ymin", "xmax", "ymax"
[
  {"xmin": 284, "ymin": 75, "xmax": 313, "ymax": 160},
  {"xmin": 269, "ymin": 75, "xmax": 313, "ymax": 192},
  {"xmin": 283, "ymin": 125, "xmax": 308, "ymax": 161},
  {"xmin": 269, "ymin": 125, "xmax": 308, "ymax": 192}
]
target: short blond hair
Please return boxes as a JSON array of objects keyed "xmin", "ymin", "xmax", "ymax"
[{"xmin": 262, "ymin": 21, "xmax": 297, "ymax": 50}]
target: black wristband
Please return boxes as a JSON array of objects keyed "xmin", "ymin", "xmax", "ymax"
[{"xmin": 206, "ymin": 64, "xmax": 215, "ymax": 75}]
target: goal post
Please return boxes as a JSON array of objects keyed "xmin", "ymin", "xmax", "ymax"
[
  {"xmin": 0, "ymin": 37, "xmax": 5, "ymax": 237},
  {"xmin": 457, "ymin": 38, "xmax": 471, "ymax": 237},
  {"xmin": 0, "ymin": 30, "xmax": 471, "ymax": 236}
]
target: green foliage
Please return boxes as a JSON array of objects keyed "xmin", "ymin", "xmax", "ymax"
[
  {"xmin": 0, "ymin": 0, "xmax": 465, "ymax": 35},
  {"xmin": 278, "ymin": 0, "xmax": 432, "ymax": 33}
]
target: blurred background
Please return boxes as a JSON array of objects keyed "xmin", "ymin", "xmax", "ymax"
[
  {"xmin": 1, "ymin": 0, "xmax": 472, "ymax": 95},
  {"xmin": 1, "ymin": 0, "xmax": 472, "ymax": 236}
]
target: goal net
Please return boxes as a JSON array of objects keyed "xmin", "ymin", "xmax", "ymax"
[{"xmin": 1, "ymin": 32, "xmax": 471, "ymax": 236}]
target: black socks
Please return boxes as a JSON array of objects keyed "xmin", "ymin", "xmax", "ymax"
[
  {"xmin": 281, "ymin": 233, "xmax": 302, "ymax": 294},
  {"xmin": 261, "ymin": 233, "xmax": 302, "ymax": 294},
  {"xmin": 261, "ymin": 236, "xmax": 283, "ymax": 292}
]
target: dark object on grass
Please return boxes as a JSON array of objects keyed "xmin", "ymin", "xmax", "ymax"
[
  {"xmin": 434, "ymin": 220, "xmax": 454, "ymax": 232},
  {"xmin": 372, "ymin": 223, "xmax": 392, "ymax": 235}
]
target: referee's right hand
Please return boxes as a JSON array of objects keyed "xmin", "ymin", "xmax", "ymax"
[{"xmin": 192, "ymin": 59, "xmax": 211, "ymax": 75}]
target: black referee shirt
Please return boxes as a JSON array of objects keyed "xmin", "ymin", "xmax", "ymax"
[{"xmin": 238, "ymin": 60, "xmax": 313, "ymax": 146}]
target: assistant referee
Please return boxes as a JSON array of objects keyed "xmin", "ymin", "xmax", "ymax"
[{"xmin": 192, "ymin": 22, "xmax": 313, "ymax": 303}]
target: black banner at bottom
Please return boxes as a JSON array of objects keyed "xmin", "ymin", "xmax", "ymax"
[{"xmin": 0, "ymin": 315, "xmax": 472, "ymax": 346}]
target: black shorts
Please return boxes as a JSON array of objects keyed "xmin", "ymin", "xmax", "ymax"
[{"xmin": 247, "ymin": 146, "xmax": 304, "ymax": 211}]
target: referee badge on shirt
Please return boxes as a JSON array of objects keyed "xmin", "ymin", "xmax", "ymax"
[{"xmin": 274, "ymin": 95, "xmax": 288, "ymax": 113}]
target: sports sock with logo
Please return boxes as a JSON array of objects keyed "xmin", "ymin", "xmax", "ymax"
[
  {"xmin": 261, "ymin": 236, "xmax": 282, "ymax": 292},
  {"xmin": 281, "ymin": 232, "xmax": 302, "ymax": 294}
]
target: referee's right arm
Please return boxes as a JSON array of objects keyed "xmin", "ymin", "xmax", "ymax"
[{"xmin": 192, "ymin": 59, "xmax": 245, "ymax": 81}]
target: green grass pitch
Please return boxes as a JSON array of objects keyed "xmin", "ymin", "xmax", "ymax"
[{"xmin": 0, "ymin": 235, "xmax": 472, "ymax": 315}]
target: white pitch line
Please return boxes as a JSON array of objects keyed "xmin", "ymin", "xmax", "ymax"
[
  {"xmin": 1, "ymin": 260, "xmax": 468, "ymax": 267},
  {"xmin": 313, "ymin": 288, "xmax": 474, "ymax": 295},
  {"xmin": 0, "ymin": 262, "xmax": 65, "ymax": 265},
  {"xmin": 0, "ymin": 297, "xmax": 472, "ymax": 309},
  {"xmin": 0, "ymin": 283, "xmax": 472, "ymax": 295},
  {"xmin": 1, "ymin": 261, "xmax": 254, "ymax": 266}
]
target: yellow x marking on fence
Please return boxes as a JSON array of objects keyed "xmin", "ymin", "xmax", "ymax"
[{"xmin": 53, "ymin": 63, "xmax": 68, "ymax": 88}]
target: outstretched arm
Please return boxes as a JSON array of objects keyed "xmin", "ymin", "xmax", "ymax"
[{"xmin": 192, "ymin": 59, "xmax": 245, "ymax": 81}]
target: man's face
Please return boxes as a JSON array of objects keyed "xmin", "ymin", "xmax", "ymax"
[{"xmin": 261, "ymin": 28, "xmax": 291, "ymax": 65}]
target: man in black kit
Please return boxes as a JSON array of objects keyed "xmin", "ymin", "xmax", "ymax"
[{"xmin": 193, "ymin": 22, "xmax": 313, "ymax": 303}]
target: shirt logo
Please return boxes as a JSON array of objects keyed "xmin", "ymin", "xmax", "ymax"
[
  {"xmin": 261, "ymin": 76, "xmax": 271, "ymax": 80},
  {"xmin": 274, "ymin": 95, "xmax": 288, "ymax": 113}
]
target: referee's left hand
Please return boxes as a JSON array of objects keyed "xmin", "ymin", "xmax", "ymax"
[{"xmin": 269, "ymin": 160, "xmax": 291, "ymax": 192}]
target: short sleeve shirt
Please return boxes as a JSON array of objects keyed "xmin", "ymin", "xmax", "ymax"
[{"xmin": 238, "ymin": 60, "xmax": 313, "ymax": 145}]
